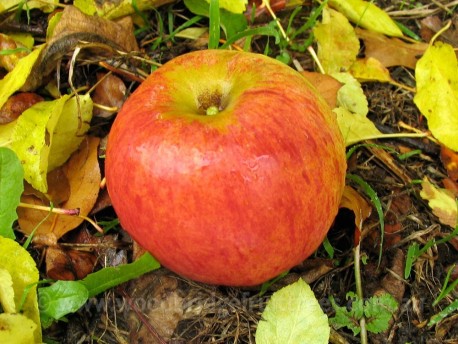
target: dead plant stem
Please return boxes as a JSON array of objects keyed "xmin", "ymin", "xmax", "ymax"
[{"xmin": 354, "ymin": 243, "xmax": 368, "ymax": 344}]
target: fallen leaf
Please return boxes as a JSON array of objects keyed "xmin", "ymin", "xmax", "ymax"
[
  {"xmin": 74, "ymin": 0, "xmax": 175, "ymax": 19},
  {"xmin": 349, "ymin": 57, "xmax": 393, "ymax": 83},
  {"xmin": 0, "ymin": 147, "xmax": 24, "ymax": 239},
  {"xmin": 0, "ymin": 92, "xmax": 44, "ymax": 124},
  {"xmin": 0, "ymin": 33, "xmax": 28, "ymax": 72},
  {"xmin": 443, "ymin": 178, "xmax": 458, "ymax": 198},
  {"xmin": 440, "ymin": 145, "xmax": 458, "ymax": 182},
  {"xmin": 205, "ymin": 0, "xmax": 247, "ymax": 13},
  {"xmin": 333, "ymin": 72, "xmax": 368, "ymax": 115},
  {"xmin": 414, "ymin": 41, "xmax": 458, "ymax": 152},
  {"xmin": 328, "ymin": 0, "xmax": 403, "ymax": 37},
  {"xmin": 420, "ymin": 14, "xmax": 458, "ymax": 47},
  {"xmin": 11, "ymin": 93, "xmax": 93, "ymax": 193},
  {"xmin": 0, "ymin": 0, "xmax": 57, "ymax": 13},
  {"xmin": 0, "ymin": 314, "xmax": 37, "ymax": 344},
  {"xmin": 46, "ymin": 247, "xmax": 96, "ymax": 281},
  {"xmin": 301, "ymin": 71, "xmax": 342, "ymax": 109},
  {"xmin": 22, "ymin": 5, "xmax": 138, "ymax": 91},
  {"xmin": 334, "ymin": 107, "xmax": 382, "ymax": 146},
  {"xmin": 92, "ymin": 73, "xmax": 127, "ymax": 118},
  {"xmin": 0, "ymin": 237, "xmax": 41, "ymax": 343},
  {"xmin": 17, "ymin": 136, "xmax": 101, "ymax": 245},
  {"xmin": 340, "ymin": 185, "xmax": 372, "ymax": 235},
  {"xmin": 0, "ymin": 268, "xmax": 16, "ymax": 313},
  {"xmin": 313, "ymin": 6, "xmax": 360, "ymax": 74},
  {"xmin": 356, "ymin": 28, "xmax": 428, "ymax": 69},
  {"xmin": 256, "ymin": 278, "xmax": 330, "ymax": 344},
  {"xmin": 0, "ymin": 44, "xmax": 45, "ymax": 109},
  {"xmin": 420, "ymin": 177, "xmax": 458, "ymax": 228},
  {"xmin": 0, "ymin": 120, "xmax": 16, "ymax": 147}
]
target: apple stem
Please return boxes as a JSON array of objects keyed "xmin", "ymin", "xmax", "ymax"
[{"xmin": 206, "ymin": 105, "xmax": 219, "ymax": 116}]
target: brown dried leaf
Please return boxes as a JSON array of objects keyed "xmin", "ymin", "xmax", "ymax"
[
  {"xmin": 46, "ymin": 246, "xmax": 96, "ymax": 280},
  {"xmin": 23, "ymin": 166, "xmax": 71, "ymax": 205},
  {"xmin": 23, "ymin": 6, "xmax": 138, "ymax": 91},
  {"xmin": 0, "ymin": 33, "xmax": 28, "ymax": 72},
  {"xmin": 420, "ymin": 14, "xmax": 458, "ymax": 47},
  {"xmin": 0, "ymin": 93, "xmax": 43, "ymax": 124},
  {"xmin": 92, "ymin": 73, "xmax": 126, "ymax": 118},
  {"xmin": 356, "ymin": 28, "xmax": 428, "ymax": 69},
  {"xmin": 441, "ymin": 145, "xmax": 458, "ymax": 182},
  {"xmin": 340, "ymin": 185, "xmax": 372, "ymax": 237},
  {"xmin": 17, "ymin": 136, "xmax": 101, "ymax": 245},
  {"xmin": 302, "ymin": 71, "xmax": 342, "ymax": 109}
]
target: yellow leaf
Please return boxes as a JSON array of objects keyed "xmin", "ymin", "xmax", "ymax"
[
  {"xmin": 334, "ymin": 107, "xmax": 382, "ymax": 146},
  {"xmin": 329, "ymin": 0, "xmax": 403, "ymax": 37},
  {"xmin": 0, "ymin": 237, "xmax": 41, "ymax": 343},
  {"xmin": 420, "ymin": 178, "xmax": 457, "ymax": 228},
  {"xmin": 414, "ymin": 41, "xmax": 458, "ymax": 152},
  {"xmin": 204, "ymin": 0, "xmax": 247, "ymax": 13},
  {"xmin": 332, "ymin": 72, "xmax": 368, "ymax": 116},
  {"xmin": 11, "ymin": 94, "xmax": 93, "ymax": 193},
  {"xmin": 313, "ymin": 7, "xmax": 360, "ymax": 74},
  {"xmin": 0, "ymin": 120, "xmax": 16, "ymax": 147},
  {"xmin": 0, "ymin": 314, "xmax": 37, "ymax": 344},
  {"xmin": 350, "ymin": 57, "xmax": 393, "ymax": 83},
  {"xmin": 0, "ymin": 45, "xmax": 45, "ymax": 109},
  {"xmin": 0, "ymin": 268, "xmax": 16, "ymax": 313}
]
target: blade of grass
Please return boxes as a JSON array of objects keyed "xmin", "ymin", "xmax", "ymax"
[
  {"xmin": 347, "ymin": 174, "xmax": 385, "ymax": 266},
  {"xmin": 220, "ymin": 26, "xmax": 280, "ymax": 50},
  {"xmin": 208, "ymin": 0, "xmax": 220, "ymax": 49}
]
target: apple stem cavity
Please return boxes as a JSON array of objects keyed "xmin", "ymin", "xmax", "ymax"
[{"xmin": 206, "ymin": 105, "xmax": 219, "ymax": 116}]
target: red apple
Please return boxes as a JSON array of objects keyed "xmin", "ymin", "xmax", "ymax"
[{"xmin": 105, "ymin": 49, "xmax": 346, "ymax": 286}]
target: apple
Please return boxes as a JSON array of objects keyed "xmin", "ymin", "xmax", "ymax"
[{"xmin": 105, "ymin": 49, "xmax": 346, "ymax": 286}]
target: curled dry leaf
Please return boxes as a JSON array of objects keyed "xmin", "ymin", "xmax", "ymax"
[
  {"xmin": 92, "ymin": 73, "xmax": 127, "ymax": 118},
  {"xmin": 45, "ymin": 246, "xmax": 97, "ymax": 281},
  {"xmin": 440, "ymin": 145, "xmax": 458, "ymax": 182},
  {"xmin": 17, "ymin": 136, "xmax": 101, "ymax": 245},
  {"xmin": 22, "ymin": 5, "xmax": 139, "ymax": 91},
  {"xmin": 356, "ymin": 28, "xmax": 428, "ymax": 69},
  {"xmin": 0, "ymin": 92, "xmax": 44, "ymax": 124},
  {"xmin": 340, "ymin": 185, "xmax": 372, "ymax": 242},
  {"xmin": 301, "ymin": 71, "xmax": 342, "ymax": 109},
  {"xmin": 420, "ymin": 14, "xmax": 458, "ymax": 47},
  {"xmin": 349, "ymin": 57, "xmax": 393, "ymax": 83}
]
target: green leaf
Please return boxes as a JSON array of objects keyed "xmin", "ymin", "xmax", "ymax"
[
  {"xmin": 329, "ymin": 292, "xmax": 363, "ymax": 335},
  {"xmin": 208, "ymin": 0, "xmax": 220, "ymax": 49},
  {"xmin": 0, "ymin": 45, "xmax": 44, "ymax": 109},
  {"xmin": 38, "ymin": 280, "xmax": 89, "ymax": 323},
  {"xmin": 0, "ymin": 147, "xmax": 23, "ymax": 239},
  {"xmin": 184, "ymin": 0, "xmax": 247, "ymax": 40},
  {"xmin": 364, "ymin": 293, "xmax": 398, "ymax": 334},
  {"xmin": 329, "ymin": 292, "xmax": 398, "ymax": 335},
  {"xmin": 11, "ymin": 94, "xmax": 93, "ymax": 193},
  {"xmin": 0, "ymin": 237, "xmax": 41, "ymax": 343},
  {"xmin": 256, "ymin": 278, "xmax": 330, "ymax": 344},
  {"xmin": 328, "ymin": 0, "xmax": 403, "ymax": 37},
  {"xmin": 38, "ymin": 253, "xmax": 160, "ymax": 327},
  {"xmin": 414, "ymin": 41, "xmax": 458, "ymax": 152},
  {"xmin": 80, "ymin": 253, "xmax": 161, "ymax": 298}
]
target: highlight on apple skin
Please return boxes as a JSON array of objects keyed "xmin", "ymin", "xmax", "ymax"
[{"xmin": 105, "ymin": 49, "xmax": 347, "ymax": 286}]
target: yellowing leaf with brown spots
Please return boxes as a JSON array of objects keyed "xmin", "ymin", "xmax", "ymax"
[
  {"xmin": 420, "ymin": 177, "xmax": 457, "ymax": 228},
  {"xmin": 414, "ymin": 41, "xmax": 458, "ymax": 152},
  {"xmin": 350, "ymin": 57, "xmax": 393, "ymax": 83}
]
